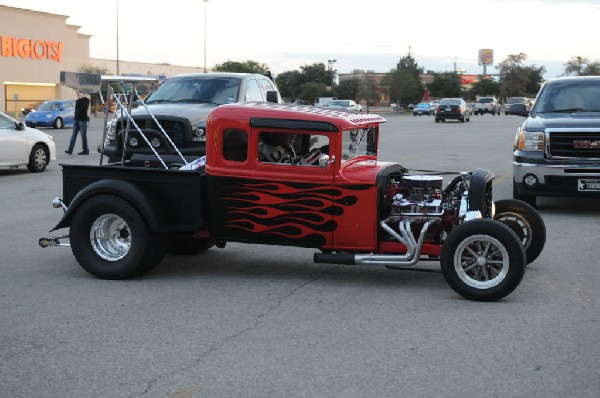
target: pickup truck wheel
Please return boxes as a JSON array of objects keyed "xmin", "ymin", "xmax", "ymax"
[
  {"xmin": 512, "ymin": 181, "xmax": 537, "ymax": 207},
  {"xmin": 70, "ymin": 194, "xmax": 166, "ymax": 279},
  {"xmin": 493, "ymin": 199, "xmax": 546, "ymax": 265},
  {"xmin": 441, "ymin": 219, "xmax": 526, "ymax": 301},
  {"xmin": 167, "ymin": 234, "xmax": 214, "ymax": 255},
  {"xmin": 435, "ymin": 118, "xmax": 440, "ymax": 123}
]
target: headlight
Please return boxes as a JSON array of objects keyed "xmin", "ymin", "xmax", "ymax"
[
  {"xmin": 151, "ymin": 138, "xmax": 161, "ymax": 147},
  {"xmin": 106, "ymin": 120, "xmax": 117, "ymax": 139},
  {"xmin": 129, "ymin": 137, "xmax": 138, "ymax": 147},
  {"xmin": 514, "ymin": 127, "xmax": 544, "ymax": 151},
  {"xmin": 46, "ymin": 114, "xmax": 53, "ymax": 118},
  {"xmin": 191, "ymin": 121, "xmax": 206, "ymax": 141}
]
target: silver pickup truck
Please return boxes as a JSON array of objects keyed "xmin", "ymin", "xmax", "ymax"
[
  {"xmin": 512, "ymin": 76, "xmax": 600, "ymax": 207},
  {"xmin": 475, "ymin": 97, "xmax": 501, "ymax": 115}
]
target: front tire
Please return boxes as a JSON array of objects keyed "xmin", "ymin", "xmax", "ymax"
[
  {"xmin": 494, "ymin": 199, "xmax": 546, "ymax": 265},
  {"xmin": 27, "ymin": 144, "xmax": 49, "ymax": 172},
  {"xmin": 69, "ymin": 195, "xmax": 166, "ymax": 279},
  {"xmin": 441, "ymin": 219, "xmax": 526, "ymax": 301}
]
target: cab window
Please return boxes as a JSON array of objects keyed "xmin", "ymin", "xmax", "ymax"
[
  {"xmin": 245, "ymin": 79, "xmax": 263, "ymax": 102},
  {"xmin": 222, "ymin": 129, "xmax": 248, "ymax": 162},
  {"xmin": 258, "ymin": 132, "xmax": 329, "ymax": 166}
]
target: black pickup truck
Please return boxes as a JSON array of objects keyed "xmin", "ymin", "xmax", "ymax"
[{"xmin": 513, "ymin": 76, "xmax": 600, "ymax": 207}]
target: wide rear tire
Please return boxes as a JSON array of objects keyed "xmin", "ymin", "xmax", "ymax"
[
  {"xmin": 441, "ymin": 219, "xmax": 526, "ymax": 301},
  {"xmin": 494, "ymin": 199, "xmax": 546, "ymax": 265},
  {"xmin": 69, "ymin": 195, "xmax": 166, "ymax": 279}
]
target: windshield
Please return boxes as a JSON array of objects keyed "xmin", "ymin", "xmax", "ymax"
[
  {"xmin": 416, "ymin": 103, "xmax": 429, "ymax": 108},
  {"xmin": 341, "ymin": 127, "xmax": 378, "ymax": 163},
  {"xmin": 440, "ymin": 99, "xmax": 461, "ymax": 106},
  {"xmin": 36, "ymin": 102, "xmax": 60, "ymax": 111},
  {"xmin": 508, "ymin": 97, "xmax": 526, "ymax": 104},
  {"xmin": 328, "ymin": 100, "xmax": 349, "ymax": 107},
  {"xmin": 146, "ymin": 76, "xmax": 241, "ymax": 105},
  {"xmin": 533, "ymin": 80, "xmax": 600, "ymax": 113}
]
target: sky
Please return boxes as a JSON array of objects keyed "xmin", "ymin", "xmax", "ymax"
[{"xmin": 2, "ymin": 0, "xmax": 600, "ymax": 78}]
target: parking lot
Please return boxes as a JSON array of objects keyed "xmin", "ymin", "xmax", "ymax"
[{"xmin": 1, "ymin": 113, "xmax": 599, "ymax": 397}]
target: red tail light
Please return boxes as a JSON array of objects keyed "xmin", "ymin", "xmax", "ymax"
[
  {"xmin": 457, "ymin": 106, "xmax": 462, "ymax": 112},
  {"xmin": 436, "ymin": 106, "xmax": 441, "ymax": 112}
]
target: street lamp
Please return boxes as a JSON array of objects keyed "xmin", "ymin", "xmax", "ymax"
[{"xmin": 203, "ymin": 0, "xmax": 208, "ymax": 73}]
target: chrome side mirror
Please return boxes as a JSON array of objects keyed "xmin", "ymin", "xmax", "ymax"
[{"xmin": 319, "ymin": 154, "xmax": 331, "ymax": 169}]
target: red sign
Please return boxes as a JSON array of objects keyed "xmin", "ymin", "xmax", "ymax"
[{"xmin": 1, "ymin": 36, "xmax": 63, "ymax": 62}]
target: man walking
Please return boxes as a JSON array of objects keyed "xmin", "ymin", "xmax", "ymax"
[{"xmin": 66, "ymin": 91, "xmax": 90, "ymax": 155}]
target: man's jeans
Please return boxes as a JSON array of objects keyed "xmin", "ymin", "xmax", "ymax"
[{"xmin": 68, "ymin": 120, "xmax": 88, "ymax": 153}]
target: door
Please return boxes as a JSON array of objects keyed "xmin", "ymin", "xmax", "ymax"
[{"xmin": 208, "ymin": 127, "xmax": 336, "ymax": 249}]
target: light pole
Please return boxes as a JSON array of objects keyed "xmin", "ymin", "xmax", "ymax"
[
  {"xmin": 116, "ymin": 0, "xmax": 120, "ymax": 75},
  {"xmin": 203, "ymin": 0, "xmax": 208, "ymax": 72},
  {"xmin": 364, "ymin": 70, "xmax": 370, "ymax": 113},
  {"xmin": 448, "ymin": 56, "xmax": 457, "ymax": 73}
]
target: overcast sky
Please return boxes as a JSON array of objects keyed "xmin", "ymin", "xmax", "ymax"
[{"xmin": 2, "ymin": 0, "xmax": 600, "ymax": 78}]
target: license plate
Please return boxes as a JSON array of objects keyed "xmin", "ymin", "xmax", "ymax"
[
  {"xmin": 445, "ymin": 107, "xmax": 451, "ymax": 111},
  {"xmin": 578, "ymin": 179, "xmax": 600, "ymax": 191}
]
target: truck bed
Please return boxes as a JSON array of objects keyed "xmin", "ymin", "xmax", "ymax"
[{"xmin": 61, "ymin": 163, "xmax": 207, "ymax": 231}]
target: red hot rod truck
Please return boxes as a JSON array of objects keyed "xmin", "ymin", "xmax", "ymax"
[{"xmin": 41, "ymin": 92, "xmax": 546, "ymax": 301}]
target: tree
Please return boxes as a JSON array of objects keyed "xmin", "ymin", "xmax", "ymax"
[
  {"xmin": 299, "ymin": 63, "xmax": 331, "ymax": 85},
  {"xmin": 496, "ymin": 53, "xmax": 545, "ymax": 98},
  {"xmin": 471, "ymin": 78, "xmax": 500, "ymax": 97},
  {"xmin": 334, "ymin": 78, "xmax": 362, "ymax": 101},
  {"xmin": 563, "ymin": 56, "xmax": 600, "ymax": 76},
  {"xmin": 428, "ymin": 73, "xmax": 462, "ymax": 98},
  {"xmin": 212, "ymin": 60, "xmax": 269, "ymax": 73},
  {"xmin": 383, "ymin": 55, "xmax": 424, "ymax": 105},
  {"xmin": 275, "ymin": 70, "xmax": 302, "ymax": 102},
  {"xmin": 298, "ymin": 82, "xmax": 330, "ymax": 103},
  {"xmin": 274, "ymin": 62, "xmax": 334, "ymax": 102}
]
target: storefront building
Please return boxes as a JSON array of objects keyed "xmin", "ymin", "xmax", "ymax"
[{"xmin": 0, "ymin": 5, "xmax": 202, "ymax": 116}]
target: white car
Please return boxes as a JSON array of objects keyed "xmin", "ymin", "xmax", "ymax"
[
  {"xmin": 324, "ymin": 99, "xmax": 363, "ymax": 112},
  {"xmin": 0, "ymin": 111, "xmax": 56, "ymax": 172}
]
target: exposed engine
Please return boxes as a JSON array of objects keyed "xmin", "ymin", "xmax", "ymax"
[
  {"xmin": 384, "ymin": 175, "xmax": 466, "ymax": 221},
  {"xmin": 380, "ymin": 173, "xmax": 475, "ymax": 250}
]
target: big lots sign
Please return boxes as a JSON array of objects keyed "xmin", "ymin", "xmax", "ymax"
[{"xmin": 1, "ymin": 35, "xmax": 63, "ymax": 62}]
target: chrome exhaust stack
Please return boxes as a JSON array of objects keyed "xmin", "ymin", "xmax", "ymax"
[{"xmin": 314, "ymin": 219, "xmax": 438, "ymax": 267}]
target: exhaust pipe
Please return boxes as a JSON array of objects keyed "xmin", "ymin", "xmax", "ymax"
[{"xmin": 314, "ymin": 220, "xmax": 436, "ymax": 267}]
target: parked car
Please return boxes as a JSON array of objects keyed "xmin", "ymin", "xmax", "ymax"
[
  {"xmin": 99, "ymin": 72, "xmax": 282, "ymax": 164},
  {"xmin": 21, "ymin": 101, "xmax": 43, "ymax": 116},
  {"xmin": 513, "ymin": 76, "xmax": 600, "ymax": 207},
  {"xmin": 323, "ymin": 99, "xmax": 362, "ymax": 112},
  {"xmin": 435, "ymin": 98, "xmax": 471, "ymax": 122},
  {"xmin": 24, "ymin": 100, "xmax": 75, "ymax": 129},
  {"xmin": 475, "ymin": 97, "xmax": 501, "ymax": 115},
  {"xmin": 0, "ymin": 111, "xmax": 56, "ymax": 172},
  {"xmin": 429, "ymin": 100, "xmax": 440, "ymax": 112},
  {"xmin": 413, "ymin": 102, "xmax": 433, "ymax": 116},
  {"xmin": 504, "ymin": 97, "xmax": 531, "ymax": 115}
]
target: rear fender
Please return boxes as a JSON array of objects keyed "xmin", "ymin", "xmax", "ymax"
[{"xmin": 51, "ymin": 179, "xmax": 161, "ymax": 232}]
